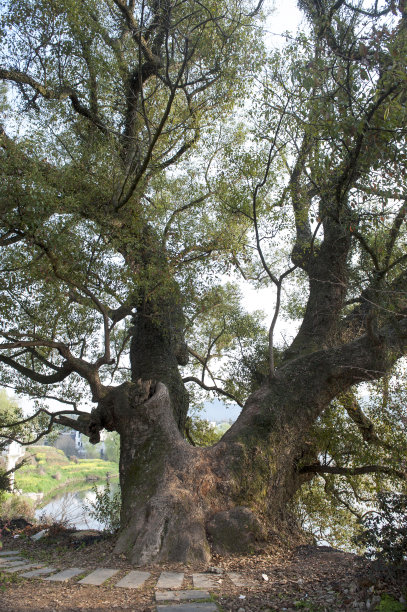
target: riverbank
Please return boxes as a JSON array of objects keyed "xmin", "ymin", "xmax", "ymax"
[{"xmin": 8, "ymin": 446, "xmax": 118, "ymax": 510}]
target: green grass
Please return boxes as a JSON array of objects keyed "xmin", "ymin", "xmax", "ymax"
[
  {"xmin": 376, "ymin": 595, "xmax": 407, "ymax": 612},
  {"xmin": 14, "ymin": 445, "xmax": 119, "ymax": 502}
]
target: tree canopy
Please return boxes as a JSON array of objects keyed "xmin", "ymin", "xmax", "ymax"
[{"xmin": 0, "ymin": 0, "xmax": 407, "ymax": 560}]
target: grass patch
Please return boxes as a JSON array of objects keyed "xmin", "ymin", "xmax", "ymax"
[{"xmin": 376, "ymin": 595, "xmax": 407, "ymax": 612}]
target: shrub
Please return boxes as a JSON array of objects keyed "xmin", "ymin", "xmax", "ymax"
[
  {"xmin": 84, "ymin": 480, "xmax": 121, "ymax": 534},
  {"xmin": 0, "ymin": 494, "xmax": 35, "ymax": 521},
  {"xmin": 354, "ymin": 492, "xmax": 407, "ymax": 566}
]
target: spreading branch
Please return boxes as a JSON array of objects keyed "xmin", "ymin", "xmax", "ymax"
[{"xmin": 0, "ymin": 69, "xmax": 108, "ymax": 134}]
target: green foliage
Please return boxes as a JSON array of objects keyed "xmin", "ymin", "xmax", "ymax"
[
  {"xmin": 296, "ymin": 365, "xmax": 407, "ymax": 550},
  {"xmin": 185, "ymin": 415, "xmax": 221, "ymax": 447},
  {"xmin": 185, "ymin": 283, "xmax": 270, "ymax": 407},
  {"xmin": 0, "ymin": 0, "xmax": 266, "ymax": 414},
  {"xmin": 82, "ymin": 432, "xmax": 120, "ymax": 462},
  {"xmin": 0, "ymin": 469, "xmax": 10, "ymax": 495},
  {"xmin": 82, "ymin": 438, "xmax": 102, "ymax": 460},
  {"xmin": 85, "ymin": 480, "xmax": 121, "ymax": 534},
  {"xmin": 0, "ymin": 390, "xmax": 23, "ymax": 446},
  {"xmin": 103, "ymin": 432, "xmax": 120, "ymax": 463},
  {"xmin": 354, "ymin": 493, "xmax": 407, "ymax": 567},
  {"xmin": 0, "ymin": 480, "xmax": 6, "ymax": 513}
]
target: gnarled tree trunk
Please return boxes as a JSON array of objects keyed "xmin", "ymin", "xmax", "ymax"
[{"xmin": 95, "ymin": 312, "xmax": 395, "ymax": 565}]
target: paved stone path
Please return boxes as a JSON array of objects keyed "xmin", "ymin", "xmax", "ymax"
[
  {"xmin": 157, "ymin": 606, "xmax": 218, "ymax": 612},
  {"xmin": 156, "ymin": 571, "xmax": 184, "ymax": 589},
  {"xmin": 2, "ymin": 563, "xmax": 43, "ymax": 573},
  {"xmin": 155, "ymin": 590, "xmax": 211, "ymax": 602},
  {"xmin": 0, "ymin": 557, "xmax": 23, "ymax": 565},
  {"xmin": 78, "ymin": 568, "xmax": 120, "ymax": 586},
  {"xmin": 21, "ymin": 567, "xmax": 57, "ymax": 578},
  {"xmin": 0, "ymin": 559, "xmax": 30, "ymax": 568},
  {"xmin": 43, "ymin": 568, "xmax": 86, "ymax": 582},
  {"xmin": 192, "ymin": 574, "xmax": 223, "ymax": 589},
  {"xmin": 115, "ymin": 570, "xmax": 151, "ymax": 589},
  {"xmin": 0, "ymin": 550, "xmax": 257, "ymax": 611}
]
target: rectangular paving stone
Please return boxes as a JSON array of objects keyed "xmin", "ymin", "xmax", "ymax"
[
  {"xmin": 2, "ymin": 563, "xmax": 43, "ymax": 573},
  {"xmin": 0, "ymin": 560, "xmax": 28, "ymax": 568},
  {"xmin": 192, "ymin": 573, "xmax": 222, "ymax": 589},
  {"xmin": 156, "ymin": 590, "xmax": 211, "ymax": 602},
  {"xmin": 157, "ymin": 605, "xmax": 218, "ymax": 612},
  {"xmin": 115, "ymin": 570, "xmax": 150, "ymax": 589},
  {"xmin": 20, "ymin": 567, "xmax": 57, "ymax": 578},
  {"xmin": 78, "ymin": 568, "xmax": 120, "ymax": 586},
  {"xmin": 0, "ymin": 550, "xmax": 20, "ymax": 556},
  {"xmin": 227, "ymin": 572, "xmax": 253, "ymax": 587},
  {"xmin": 43, "ymin": 568, "xmax": 85, "ymax": 582},
  {"xmin": 0, "ymin": 557, "xmax": 24, "ymax": 564},
  {"xmin": 156, "ymin": 572, "xmax": 184, "ymax": 589}
]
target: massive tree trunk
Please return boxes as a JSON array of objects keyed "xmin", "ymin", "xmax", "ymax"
[
  {"xmin": 48, "ymin": 222, "xmax": 407, "ymax": 565},
  {"xmin": 43, "ymin": 218, "xmax": 407, "ymax": 565},
  {"xmin": 94, "ymin": 306, "xmax": 398, "ymax": 565}
]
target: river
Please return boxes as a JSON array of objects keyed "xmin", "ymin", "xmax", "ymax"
[{"xmin": 34, "ymin": 483, "xmax": 119, "ymax": 530}]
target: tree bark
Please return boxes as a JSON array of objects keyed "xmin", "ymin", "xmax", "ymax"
[
  {"xmin": 110, "ymin": 375, "xmax": 316, "ymax": 564},
  {"xmin": 113, "ymin": 383, "xmax": 215, "ymax": 563},
  {"xmin": 106, "ymin": 309, "xmax": 406, "ymax": 564}
]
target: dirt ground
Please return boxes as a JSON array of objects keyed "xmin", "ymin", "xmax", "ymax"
[{"xmin": 0, "ymin": 528, "xmax": 406, "ymax": 612}]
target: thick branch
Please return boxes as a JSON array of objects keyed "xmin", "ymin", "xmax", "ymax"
[
  {"xmin": 0, "ymin": 69, "xmax": 108, "ymax": 134},
  {"xmin": 0, "ymin": 337, "xmax": 108, "ymax": 402},
  {"xmin": 0, "ymin": 353, "xmax": 73, "ymax": 385},
  {"xmin": 112, "ymin": 0, "xmax": 162, "ymax": 66}
]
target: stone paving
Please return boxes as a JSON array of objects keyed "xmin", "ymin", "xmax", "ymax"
[
  {"xmin": 157, "ymin": 606, "xmax": 218, "ymax": 612},
  {"xmin": 0, "ymin": 550, "xmax": 254, "ymax": 611},
  {"xmin": 155, "ymin": 590, "xmax": 211, "ymax": 602},
  {"xmin": 20, "ymin": 567, "xmax": 57, "ymax": 578},
  {"xmin": 2, "ymin": 563, "xmax": 44, "ymax": 573},
  {"xmin": 43, "ymin": 568, "xmax": 86, "ymax": 582},
  {"xmin": 115, "ymin": 570, "xmax": 151, "ymax": 589},
  {"xmin": 78, "ymin": 567, "xmax": 120, "ymax": 586},
  {"xmin": 0, "ymin": 550, "xmax": 20, "ymax": 556},
  {"xmin": 192, "ymin": 573, "xmax": 223, "ymax": 589},
  {"xmin": 156, "ymin": 571, "xmax": 184, "ymax": 589}
]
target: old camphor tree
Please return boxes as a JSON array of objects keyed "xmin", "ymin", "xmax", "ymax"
[{"xmin": 1, "ymin": 0, "xmax": 407, "ymax": 562}]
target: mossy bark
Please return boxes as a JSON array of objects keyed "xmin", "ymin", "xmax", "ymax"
[
  {"xmin": 113, "ymin": 383, "xmax": 214, "ymax": 564},
  {"xmin": 102, "ymin": 282, "xmax": 394, "ymax": 564},
  {"xmin": 110, "ymin": 378, "xmax": 313, "ymax": 564}
]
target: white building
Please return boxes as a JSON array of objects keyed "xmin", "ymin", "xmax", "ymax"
[{"xmin": 0, "ymin": 440, "xmax": 25, "ymax": 490}]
